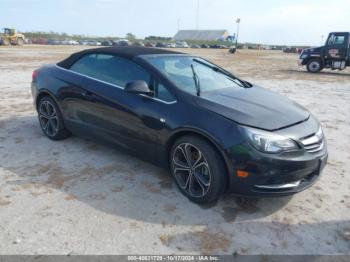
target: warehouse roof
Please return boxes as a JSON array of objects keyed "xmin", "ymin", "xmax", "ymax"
[{"xmin": 174, "ymin": 30, "xmax": 229, "ymax": 41}]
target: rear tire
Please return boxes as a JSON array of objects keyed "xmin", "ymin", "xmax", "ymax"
[
  {"xmin": 307, "ymin": 59, "xmax": 323, "ymax": 73},
  {"xmin": 37, "ymin": 96, "xmax": 70, "ymax": 140},
  {"xmin": 2, "ymin": 38, "xmax": 10, "ymax": 46},
  {"xmin": 170, "ymin": 135, "xmax": 226, "ymax": 204}
]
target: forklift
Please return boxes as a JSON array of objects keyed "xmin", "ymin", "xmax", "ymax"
[{"xmin": 299, "ymin": 32, "xmax": 350, "ymax": 73}]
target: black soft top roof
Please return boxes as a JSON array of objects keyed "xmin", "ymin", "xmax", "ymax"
[{"xmin": 57, "ymin": 46, "xmax": 184, "ymax": 69}]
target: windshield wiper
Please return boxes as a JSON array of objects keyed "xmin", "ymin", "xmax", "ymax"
[
  {"xmin": 192, "ymin": 58, "xmax": 251, "ymax": 88},
  {"xmin": 190, "ymin": 64, "xmax": 201, "ymax": 96}
]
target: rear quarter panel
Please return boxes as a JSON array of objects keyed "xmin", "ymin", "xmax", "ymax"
[{"xmin": 32, "ymin": 65, "xmax": 86, "ymax": 115}]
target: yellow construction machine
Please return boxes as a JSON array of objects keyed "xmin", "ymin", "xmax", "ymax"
[{"xmin": 0, "ymin": 28, "xmax": 25, "ymax": 46}]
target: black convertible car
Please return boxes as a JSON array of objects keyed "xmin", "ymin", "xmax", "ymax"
[{"xmin": 31, "ymin": 47, "xmax": 328, "ymax": 203}]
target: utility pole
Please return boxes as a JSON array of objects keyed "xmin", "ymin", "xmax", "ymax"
[
  {"xmin": 235, "ymin": 18, "xmax": 241, "ymax": 48},
  {"xmin": 177, "ymin": 19, "xmax": 181, "ymax": 32},
  {"xmin": 196, "ymin": 0, "xmax": 199, "ymax": 29}
]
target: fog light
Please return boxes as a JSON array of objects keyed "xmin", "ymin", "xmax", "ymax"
[{"xmin": 237, "ymin": 170, "xmax": 249, "ymax": 178}]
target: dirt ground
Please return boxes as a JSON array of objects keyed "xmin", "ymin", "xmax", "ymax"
[{"xmin": 0, "ymin": 45, "xmax": 349, "ymax": 255}]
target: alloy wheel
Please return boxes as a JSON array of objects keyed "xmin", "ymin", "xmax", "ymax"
[
  {"xmin": 172, "ymin": 143, "xmax": 211, "ymax": 198},
  {"xmin": 39, "ymin": 100, "xmax": 59, "ymax": 137}
]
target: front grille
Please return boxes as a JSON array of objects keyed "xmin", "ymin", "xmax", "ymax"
[{"xmin": 300, "ymin": 131, "xmax": 324, "ymax": 153}]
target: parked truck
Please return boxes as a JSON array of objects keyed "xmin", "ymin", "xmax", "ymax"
[{"xmin": 299, "ymin": 32, "xmax": 350, "ymax": 73}]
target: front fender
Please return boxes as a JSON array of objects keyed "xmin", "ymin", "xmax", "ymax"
[{"xmin": 301, "ymin": 55, "xmax": 323, "ymax": 65}]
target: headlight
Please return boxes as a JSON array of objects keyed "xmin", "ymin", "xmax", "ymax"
[
  {"xmin": 300, "ymin": 54, "xmax": 308, "ymax": 59},
  {"xmin": 244, "ymin": 127, "xmax": 298, "ymax": 153},
  {"xmin": 315, "ymin": 126, "xmax": 324, "ymax": 140}
]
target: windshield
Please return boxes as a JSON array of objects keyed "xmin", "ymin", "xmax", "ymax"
[{"xmin": 143, "ymin": 55, "xmax": 243, "ymax": 95}]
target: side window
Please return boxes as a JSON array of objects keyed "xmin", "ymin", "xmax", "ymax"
[
  {"xmin": 154, "ymin": 82, "xmax": 176, "ymax": 103},
  {"xmin": 70, "ymin": 53, "xmax": 151, "ymax": 88},
  {"xmin": 334, "ymin": 35, "xmax": 345, "ymax": 45},
  {"xmin": 328, "ymin": 34, "xmax": 345, "ymax": 45}
]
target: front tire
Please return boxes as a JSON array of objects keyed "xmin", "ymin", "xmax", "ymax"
[
  {"xmin": 38, "ymin": 96, "xmax": 70, "ymax": 140},
  {"xmin": 17, "ymin": 38, "xmax": 24, "ymax": 46},
  {"xmin": 170, "ymin": 136, "xmax": 226, "ymax": 204},
  {"xmin": 307, "ymin": 59, "xmax": 323, "ymax": 73}
]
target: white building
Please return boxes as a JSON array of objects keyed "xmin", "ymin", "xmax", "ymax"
[{"xmin": 173, "ymin": 30, "xmax": 230, "ymax": 41}]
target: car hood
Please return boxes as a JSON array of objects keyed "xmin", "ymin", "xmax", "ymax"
[
  {"xmin": 194, "ymin": 86, "xmax": 310, "ymax": 131},
  {"xmin": 301, "ymin": 46, "xmax": 324, "ymax": 55}
]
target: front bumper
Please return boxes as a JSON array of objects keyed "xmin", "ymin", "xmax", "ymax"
[{"xmin": 225, "ymin": 142, "xmax": 328, "ymax": 197}]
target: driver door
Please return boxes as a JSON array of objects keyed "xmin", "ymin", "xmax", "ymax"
[
  {"xmin": 63, "ymin": 53, "xmax": 176, "ymax": 162},
  {"xmin": 325, "ymin": 33, "xmax": 348, "ymax": 60}
]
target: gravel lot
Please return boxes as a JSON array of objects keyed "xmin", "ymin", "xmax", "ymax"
[{"xmin": 0, "ymin": 45, "xmax": 349, "ymax": 255}]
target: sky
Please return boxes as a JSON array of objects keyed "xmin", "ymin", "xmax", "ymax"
[{"xmin": 1, "ymin": 0, "xmax": 350, "ymax": 46}]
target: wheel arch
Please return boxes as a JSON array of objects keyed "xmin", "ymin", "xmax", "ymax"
[
  {"xmin": 35, "ymin": 89, "xmax": 61, "ymax": 111},
  {"xmin": 304, "ymin": 56, "xmax": 324, "ymax": 66}
]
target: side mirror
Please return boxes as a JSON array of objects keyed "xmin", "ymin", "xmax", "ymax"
[{"xmin": 125, "ymin": 80, "xmax": 152, "ymax": 94}]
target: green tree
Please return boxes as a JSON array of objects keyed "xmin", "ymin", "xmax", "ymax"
[{"xmin": 126, "ymin": 33, "xmax": 136, "ymax": 41}]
